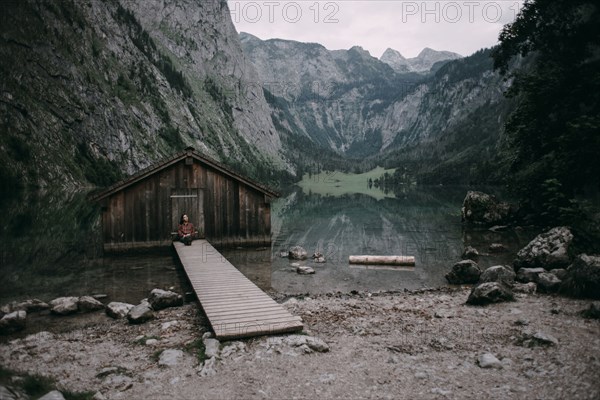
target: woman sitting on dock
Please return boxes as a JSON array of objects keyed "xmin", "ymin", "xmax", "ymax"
[{"xmin": 178, "ymin": 214, "xmax": 196, "ymax": 245}]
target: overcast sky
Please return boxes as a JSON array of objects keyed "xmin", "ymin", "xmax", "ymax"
[{"xmin": 227, "ymin": 1, "xmax": 524, "ymax": 58}]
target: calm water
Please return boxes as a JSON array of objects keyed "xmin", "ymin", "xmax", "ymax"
[
  {"xmin": 223, "ymin": 186, "xmax": 534, "ymax": 294},
  {"xmin": 0, "ymin": 185, "xmax": 534, "ymax": 306}
]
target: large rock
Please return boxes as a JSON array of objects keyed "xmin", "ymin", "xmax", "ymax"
[
  {"xmin": 520, "ymin": 331, "xmax": 559, "ymax": 347},
  {"xmin": 127, "ymin": 303, "xmax": 154, "ymax": 324},
  {"xmin": 296, "ymin": 266, "xmax": 315, "ymax": 275},
  {"xmin": 461, "ymin": 246, "xmax": 479, "ymax": 261},
  {"xmin": 289, "ymin": 246, "xmax": 308, "ymax": 260},
  {"xmin": 49, "ymin": 297, "xmax": 79, "ymax": 315},
  {"xmin": 445, "ymin": 260, "xmax": 481, "ymax": 284},
  {"xmin": 204, "ymin": 338, "xmax": 221, "ymax": 359},
  {"xmin": 560, "ymin": 254, "xmax": 600, "ymax": 299},
  {"xmin": 106, "ymin": 302, "xmax": 134, "ymax": 319},
  {"xmin": 77, "ymin": 296, "xmax": 105, "ymax": 313},
  {"xmin": 477, "ymin": 353, "xmax": 503, "ymax": 369},
  {"xmin": 516, "ymin": 268, "xmax": 546, "ymax": 284},
  {"xmin": 461, "ymin": 191, "xmax": 512, "ymax": 225},
  {"xmin": 11, "ymin": 299, "xmax": 49, "ymax": 313},
  {"xmin": 0, "ymin": 310, "xmax": 26, "ymax": 334},
  {"xmin": 466, "ymin": 282, "xmax": 514, "ymax": 305},
  {"xmin": 158, "ymin": 349, "xmax": 184, "ymax": 367},
  {"xmin": 513, "ymin": 227, "xmax": 573, "ymax": 270},
  {"xmin": 536, "ymin": 272, "xmax": 561, "ymax": 293},
  {"xmin": 38, "ymin": 391, "xmax": 66, "ymax": 400},
  {"xmin": 148, "ymin": 289, "xmax": 183, "ymax": 311},
  {"xmin": 479, "ymin": 265, "xmax": 516, "ymax": 286}
]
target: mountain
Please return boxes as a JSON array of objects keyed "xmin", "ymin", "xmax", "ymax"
[
  {"xmin": 239, "ymin": 32, "xmax": 424, "ymax": 155},
  {"xmin": 240, "ymin": 33, "xmax": 514, "ymax": 182},
  {"xmin": 380, "ymin": 47, "xmax": 463, "ymax": 73},
  {"xmin": 0, "ymin": 0, "xmax": 287, "ymax": 192}
]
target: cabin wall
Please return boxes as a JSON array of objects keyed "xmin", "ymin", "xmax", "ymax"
[{"xmin": 102, "ymin": 159, "xmax": 272, "ymax": 251}]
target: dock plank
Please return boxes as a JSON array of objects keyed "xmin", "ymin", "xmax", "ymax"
[{"xmin": 174, "ymin": 241, "xmax": 303, "ymax": 339}]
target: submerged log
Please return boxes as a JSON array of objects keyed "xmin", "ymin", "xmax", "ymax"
[{"xmin": 349, "ymin": 255, "xmax": 415, "ymax": 266}]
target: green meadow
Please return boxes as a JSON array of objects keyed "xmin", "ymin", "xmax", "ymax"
[{"xmin": 296, "ymin": 167, "xmax": 397, "ymax": 199}]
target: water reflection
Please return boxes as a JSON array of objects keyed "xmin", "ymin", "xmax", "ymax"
[
  {"xmin": 0, "ymin": 185, "xmax": 534, "ymax": 304},
  {"xmin": 0, "ymin": 190, "xmax": 189, "ymax": 305}
]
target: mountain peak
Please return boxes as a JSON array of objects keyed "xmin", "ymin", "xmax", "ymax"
[
  {"xmin": 381, "ymin": 48, "xmax": 406, "ymax": 61},
  {"xmin": 349, "ymin": 45, "xmax": 372, "ymax": 57}
]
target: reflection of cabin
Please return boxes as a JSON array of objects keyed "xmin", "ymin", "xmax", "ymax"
[{"xmin": 93, "ymin": 147, "xmax": 278, "ymax": 251}]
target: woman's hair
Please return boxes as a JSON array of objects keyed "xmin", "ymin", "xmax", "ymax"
[{"xmin": 179, "ymin": 213, "xmax": 187, "ymax": 225}]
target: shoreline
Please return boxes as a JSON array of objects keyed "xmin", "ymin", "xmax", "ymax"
[{"xmin": 1, "ymin": 286, "xmax": 599, "ymax": 399}]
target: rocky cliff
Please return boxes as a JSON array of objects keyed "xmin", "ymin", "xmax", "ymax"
[
  {"xmin": 0, "ymin": 0, "xmax": 286, "ymax": 192},
  {"xmin": 241, "ymin": 33, "xmax": 513, "ymax": 181}
]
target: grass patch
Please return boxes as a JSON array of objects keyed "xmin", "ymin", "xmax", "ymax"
[
  {"xmin": 184, "ymin": 338, "xmax": 206, "ymax": 363},
  {"xmin": 22, "ymin": 374, "xmax": 55, "ymax": 398},
  {"xmin": 150, "ymin": 349, "xmax": 165, "ymax": 363},
  {"xmin": 297, "ymin": 167, "xmax": 397, "ymax": 199}
]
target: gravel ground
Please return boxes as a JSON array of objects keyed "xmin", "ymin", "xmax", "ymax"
[{"xmin": 1, "ymin": 288, "xmax": 599, "ymax": 400}]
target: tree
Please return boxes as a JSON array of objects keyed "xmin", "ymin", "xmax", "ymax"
[{"xmin": 492, "ymin": 0, "xmax": 600, "ymax": 216}]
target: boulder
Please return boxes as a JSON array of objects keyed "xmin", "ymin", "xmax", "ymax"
[
  {"xmin": 297, "ymin": 266, "xmax": 315, "ymax": 275},
  {"xmin": 536, "ymin": 272, "xmax": 561, "ymax": 293},
  {"xmin": 127, "ymin": 303, "xmax": 154, "ymax": 324},
  {"xmin": 289, "ymin": 246, "xmax": 308, "ymax": 260},
  {"xmin": 77, "ymin": 296, "xmax": 104, "ymax": 313},
  {"xmin": 0, "ymin": 310, "xmax": 26, "ymax": 334},
  {"xmin": 466, "ymin": 282, "xmax": 514, "ymax": 305},
  {"xmin": 148, "ymin": 289, "xmax": 183, "ymax": 311},
  {"xmin": 520, "ymin": 331, "xmax": 559, "ymax": 347},
  {"xmin": 445, "ymin": 260, "xmax": 481, "ymax": 284},
  {"xmin": 158, "ymin": 349, "xmax": 184, "ymax": 367},
  {"xmin": 461, "ymin": 246, "xmax": 479, "ymax": 261},
  {"xmin": 198, "ymin": 356, "xmax": 217, "ymax": 377},
  {"xmin": 204, "ymin": 338, "xmax": 221, "ymax": 359},
  {"xmin": 12, "ymin": 299, "xmax": 49, "ymax": 313},
  {"xmin": 311, "ymin": 252, "xmax": 326, "ymax": 263},
  {"xmin": 550, "ymin": 268, "xmax": 568, "ymax": 281},
  {"xmin": 38, "ymin": 391, "xmax": 66, "ymax": 400},
  {"xmin": 479, "ymin": 265, "xmax": 516, "ymax": 286},
  {"xmin": 560, "ymin": 254, "xmax": 600, "ymax": 299},
  {"xmin": 516, "ymin": 268, "xmax": 546, "ymax": 283},
  {"xmin": 477, "ymin": 353, "xmax": 503, "ymax": 369},
  {"xmin": 513, "ymin": 282, "xmax": 537, "ymax": 294},
  {"xmin": 105, "ymin": 302, "xmax": 134, "ymax": 319},
  {"xmin": 461, "ymin": 191, "xmax": 512, "ymax": 225},
  {"xmin": 513, "ymin": 227, "xmax": 573, "ymax": 270},
  {"xmin": 49, "ymin": 297, "xmax": 79, "ymax": 315}
]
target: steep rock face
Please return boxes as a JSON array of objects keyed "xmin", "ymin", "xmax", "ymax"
[
  {"xmin": 380, "ymin": 48, "xmax": 411, "ymax": 73},
  {"xmin": 240, "ymin": 33, "xmax": 424, "ymax": 155},
  {"xmin": 241, "ymin": 33, "xmax": 511, "ymax": 170},
  {"xmin": 0, "ymin": 0, "xmax": 285, "ymax": 190}
]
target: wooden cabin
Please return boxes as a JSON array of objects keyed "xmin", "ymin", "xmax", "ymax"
[{"xmin": 93, "ymin": 147, "xmax": 278, "ymax": 251}]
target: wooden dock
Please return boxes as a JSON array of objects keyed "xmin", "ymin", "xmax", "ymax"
[{"xmin": 173, "ymin": 240, "xmax": 303, "ymax": 339}]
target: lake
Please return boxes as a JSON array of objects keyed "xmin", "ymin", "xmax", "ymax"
[{"xmin": 0, "ymin": 184, "xmax": 534, "ymax": 306}]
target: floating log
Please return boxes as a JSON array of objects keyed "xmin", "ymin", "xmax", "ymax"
[{"xmin": 349, "ymin": 255, "xmax": 415, "ymax": 266}]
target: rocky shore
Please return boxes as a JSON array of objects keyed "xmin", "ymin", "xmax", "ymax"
[
  {"xmin": 1, "ymin": 286, "xmax": 599, "ymax": 400},
  {"xmin": 1, "ymin": 190, "xmax": 599, "ymax": 399}
]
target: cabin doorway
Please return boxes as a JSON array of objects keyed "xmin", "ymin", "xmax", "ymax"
[{"xmin": 171, "ymin": 188, "xmax": 205, "ymax": 239}]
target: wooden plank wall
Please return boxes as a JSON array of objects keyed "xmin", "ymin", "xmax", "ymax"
[{"xmin": 102, "ymin": 159, "xmax": 272, "ymax": 250}]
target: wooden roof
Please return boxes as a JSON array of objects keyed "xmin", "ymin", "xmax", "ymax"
[{"xmin": 91, "ymin": 147, "xmax": 280, "ymax": 201}]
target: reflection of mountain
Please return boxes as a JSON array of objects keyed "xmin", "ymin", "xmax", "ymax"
[{"xmin": 272, "ymin": 187, "xmax": 464, "ymax": 267}]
